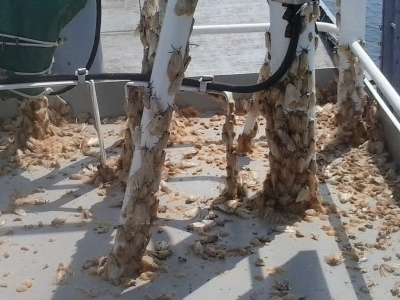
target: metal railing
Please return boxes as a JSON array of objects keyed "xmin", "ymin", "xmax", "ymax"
[{"xmin": 191, "ymin": 22, "xmax": 338, "ymax": 35}]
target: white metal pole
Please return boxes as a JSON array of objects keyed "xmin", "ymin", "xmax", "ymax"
[
  {"xmin": 254, "ymin": 0, "xmax": 323, "ymax": 216},
  {"xmin": 108, "ymin": 0, "xmax": 197, "ymax": 281},
  {"xmin": 192, "ymin": 23, "xmax": 270, "ymax": 35},
  {"xmin": 336, "ymin": 0, "xmax": 367, "ymax": 139},
  {"xmin": 240, "ymin": 1, "xmax": 297, "ymax": 151},
  {"xmin": 126, "ymin": 24, "xmax": 193, "ymax": 177},
  {"xmin": 87, "ymin": 80, "xmax": 107, "ymax": 167},
  {"xmin": 191, "ymin": 22, "xmax": 337, "ymax": 35},
  {"xmin": 337, "ymin": 0, "xmax": 366, "ymax": 45},
  {"xmin": 351, "ymin": 41, "xmax": 400, "ymax": 117},
  {"xmin": 121, "ymin": 0, "xmax": 195, "ymax": 219},
  {"xmin": 0, "ymin": 81, "xmax": 79, "ymax": 91},
  {"xmin": 316, "ymin": 22, "xmax": 338, "ymax": 35},
  {"xmin": 364, "ymin": 79, "xmax": 400, "ymax": 133},
  {"xmin": 238, "ymin": 2, "xmax": 286, "ymax": 151},
  {"xmin": 269, "ymin": 2, "xmax": 289, "ymax": 72}
]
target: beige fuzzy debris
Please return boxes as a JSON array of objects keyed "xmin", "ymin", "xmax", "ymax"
[
  {"xmin": 16, "ymin": 279, "xmax": 34, "ymax": 292},
  {"xmin": 51, "ymin": 216, "xmax": 67, "ymax": 227},
  {"xmin": 266, "ymin": 266, "xmax": 286, "ymax": 275},
  {"xmin": 324, "ymin": 252, "xmax": 344, "ymax": 266},
  {"xmin": 139, "ymin": 271, "xmax": 158, "ymax": 281},
  {"xmin": 52, "ymin": 263, "xmax": 73, "ymax": 285}
]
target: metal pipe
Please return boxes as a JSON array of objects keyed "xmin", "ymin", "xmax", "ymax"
[
  {"xmin": 0, "ymin": 79, "xmax": 203, "ymax": 95},
  {"xmin": 316, "ymin": 22, "xmax": 338, "ymax": 35},
  {"xmin": 123, "ymin": 0, "xmax": 196, "ymax": 187},
  {"xmin": 125, "ymin": 81, "xmax": 200, "ymax": 93},
  {"xmin": 0, "ymin": 81, "xmax": 79, "ymax": 91},
  {"xmin": 191, "ymin": 22, "xmax": 337, "ymax": 35},
  {"xmin": 269, "ymin": 2, "xmax": 295, "ymax": 72},
  {"xmin": 364, "ymin": 79, "xmax": 400, "ymax": 133},
  {"xmin": 192, "ymin": 23, "xmax": 270, "ymax": 35},
  {"xmin": 87, "ymin": 80, "xmax": 107, "ymax": 167},
  {"xmin": 350, "ymin": 40, "xmax": 400, "ymax": 117}
]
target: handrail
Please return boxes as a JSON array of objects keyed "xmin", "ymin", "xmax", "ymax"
[
  {"xmin": 191, "ymin": 22, "xmax": 338, "ymax": 35},
  {"xmin": 102, "ymin": 22, "xmax": 338, "ymax": 36},
  {"xmin": 364, "ymin": 78, "xmax": 400, "ymax": 133},
  {"xmin": 350, "ymin": 40, "xmax": 400, "ymax": 118}
]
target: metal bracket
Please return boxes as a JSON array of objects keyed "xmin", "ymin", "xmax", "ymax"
[
  {"xmin": 75, "ymin": 68, "xmax": 88, "ymax": 85},
  {"xmin": 199, "ymin": 75, "xmax": 214, "ymax": 93},
  {"xmin": 270, "ymin": 0, "xmax": 311, "ymax": 4}
]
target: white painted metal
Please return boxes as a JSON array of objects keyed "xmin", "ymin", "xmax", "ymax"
[
  {"xmin": 0, "ymin": 81, "xmax": 79, "ymax": 91},
  {"xmin": 104, "ymin": 22, "xmax": 337, "ymax": 36},
  {"xmin": 126, "ymin": 81, "xmax": 199, "ymax": 93},
  {"xmin": 242, "ymin": 2, "xmax": 318, "ymax": 140},
  {"xmin": 338, "ymin": 0, "xmax": 366, "ymax": 44},
  {"xmin": 7, "ymin": 88, "xmax": 52, "ymax": 100},
  {"xmin": 316, "ymin": 22, "xmax": 338, "ymax": 35},
  {"xmin": 120, "ymin": 0, "xmax": 195, "ymax": 221},
  {"xmin": 336, "ymin": 0, "xmax": 366, "ymax": 111},
  {"xmin": 352, "ymin": 41, "xmax": 400, "ymax": 117},
  {"xmin": 241, "ymin": 53, "xmax": 269, "ymax": 137},
  {"xmin": 192, "ymin": 22, "xmax": 337, "ymax": 35},
  {"xmin": 291, "ymin": 7, "xmax": 317, "ymax": 117},
  {"xmin": 364, "ymin": 78, "xmax": 400, "ymax": 133},
  {"xmin": 87, "ymin": 80, "xmax": 107, "ymax": 167},
  {"xmin": 192, "ymin": 23, "xmax": 270, "ymax": 35},
  {"xmin": 208, "ymin": 90, "xmax": 234, "ymax": 104},
  {"xmin": 243, "ymin": 113, "xmax": 258, "ymax": 135},
  {"xmin": 269, "ymin": 2, "xmax": 288, "ymax": 73}
]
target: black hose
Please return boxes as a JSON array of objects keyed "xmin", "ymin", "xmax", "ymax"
[
  {"xmin": 49, "ymin": 0, "xmax": 102, "ymax": 96},
  {"xmin": 1, "ymin": 4, "xmax": 302, "ymax": 94},
  {"xmin": 184, "ymin": 3, "xmax": 303, "ymax": 94}
]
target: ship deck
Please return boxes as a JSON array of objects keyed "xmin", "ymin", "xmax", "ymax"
[
  {"xmin": 0, "ymin": 1, "xmax": 400, "ymax": 300},
  {"xmin": 0, "ymin": 105, "xmax": 399, "ymax": 300}
]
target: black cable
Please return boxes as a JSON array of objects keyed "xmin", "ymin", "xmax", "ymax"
[
  {"xmin": 1, "ymin": 4, "xmax": 302, "ymax": 94},
  {"xmin": 49, "ymin": 0, "xmax": 102, "ymax": 96},
  {"xmin": 183, "ymin": 3, "xmax": 302, "ymax": 94}
]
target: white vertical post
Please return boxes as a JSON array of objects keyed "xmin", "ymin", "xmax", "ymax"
[
  {"xmin": 107, "ymin": 0, "xmax": 197, "ymax": 282},
  {"xmin": 337, "ymin": 0, "xmax": 366, "ymax": 46},
  {"xmin": 238, "ymin": 2, "xmax": 277, "ymax": 153},
  {"xmin": 121, "ymin": 0, "xmax": 195, "ymax": 220},
  {"xmin": 269, "ymin": 1, "xmax": 290, "ymax": 73},
  {"xmin": 87, "ymin": 80, "xmax": 107, "ymax": 167},
  {"xmin": 255, "ymin": 1, "xmax": 324, "ymax": 216},
  {"xmin": 336, "ymin": 0, "xmax": 367, "ymax": 139}
]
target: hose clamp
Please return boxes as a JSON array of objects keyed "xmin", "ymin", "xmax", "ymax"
[
  {"xmin": 75, "ymin": 68, "xmax": 88, "ymax": 85},
  {"xmin": 199, "ymin": 75, "xmax": 214, "ymax": 93}
]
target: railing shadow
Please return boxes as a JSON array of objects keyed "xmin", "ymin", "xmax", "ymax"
[
  {"xmin": 46, "ymin": 200, "xmax": 337, "ymax": 300},
  {"xmin": 0, "ymin": 148, "xmax": 112, "ymax": 216},
  {"xmin": 0, "ymin": 148, "xmax": 370, "ymax": 300}
]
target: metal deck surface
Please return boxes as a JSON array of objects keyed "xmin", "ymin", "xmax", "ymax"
[
  {"xmin": 100, "ymin": 0, "xmax": 334, "ymax": 75},
  {"xmin": 0, "ymin": 1, "xmax": 397, "ymax": 300},
  {"xmin": 0, "ymin": 110, "xmax": 399, "ymax": 300}
]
